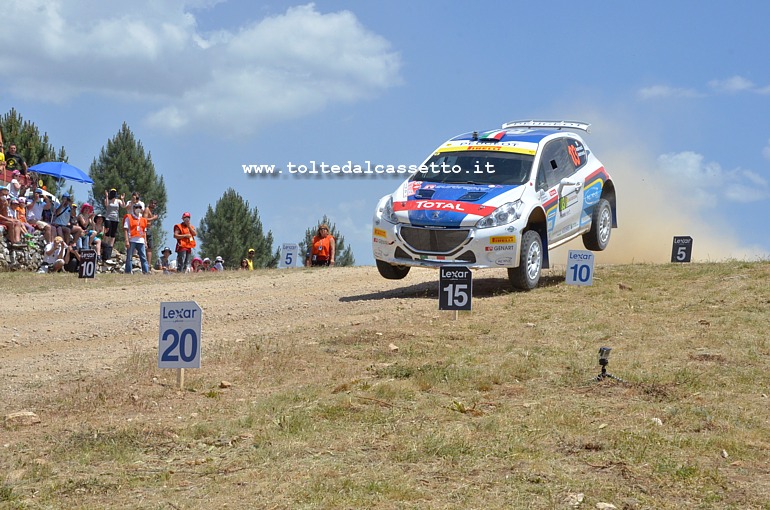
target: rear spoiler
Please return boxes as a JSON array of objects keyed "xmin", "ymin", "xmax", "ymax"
[{"xmin": 501, "ymin": 120, "xmax": 590, "ymax": 133}]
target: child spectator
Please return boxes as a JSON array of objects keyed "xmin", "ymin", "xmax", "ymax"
[{"xmin": 190, "ymin": 257, "xmax": 203, "ymax": 273}]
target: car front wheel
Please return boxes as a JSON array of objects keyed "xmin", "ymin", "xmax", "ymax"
[
  {"xmin": 508, "ymin": 230, "xmax": 542, "ymax": 290},
  {"xmin": 582, "ymin": 198, "xmax": 612, "ymax": 251},
  {"xmin": 376, "ymin": 260, "xmax": 411, "ymax": 280}
]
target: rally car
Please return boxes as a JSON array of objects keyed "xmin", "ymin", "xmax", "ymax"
[{"xmin": 372, "ymin": 120, "xmax": 617, "ymax": 289}]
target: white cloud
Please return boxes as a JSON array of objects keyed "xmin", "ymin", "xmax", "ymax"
[
  {"xmin": 637, "ymin": 85, "xmax": 702, "ymax": 100},
  {"xmin": 0, "ymin": 1, "xmax": 401, "ymax": 134},
  {"xmin": 708, "ymin": 75, "xmax": 755, "ymax": 93},
  {"xmin": 657, "ymin": 151, "xmax": 769, "ymax": 205}
]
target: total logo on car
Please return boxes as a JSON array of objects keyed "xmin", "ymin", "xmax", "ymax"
[{"xmin": 372, "ymin": 120, "xmax": 617, "ymax": 290}]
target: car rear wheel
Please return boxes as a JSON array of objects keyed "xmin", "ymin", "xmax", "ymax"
[
  {"xmin": 508, "ymin": 230, "xmax": 542, "ymax": 290},
  {"xmin": 376, "ymin": 260, "xmax": 411, "ymax": 280},
  {"xmin": 582, "ymin": 198, "xmax": 612, "ymax": 251}
]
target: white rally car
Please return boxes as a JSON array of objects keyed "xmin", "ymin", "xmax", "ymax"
[{"xmin": 372, "ymin": 120, "xmax": 617, "ymax": 289}]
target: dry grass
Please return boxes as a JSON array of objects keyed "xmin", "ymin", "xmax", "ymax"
[{"xmin": 2, "ymin": 261, "xmax": 770, "ymax": 509}]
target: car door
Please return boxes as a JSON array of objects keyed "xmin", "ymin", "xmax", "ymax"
[{"xmin": 535, "ymin": 137, "xmax": 584, "ymax": 244}]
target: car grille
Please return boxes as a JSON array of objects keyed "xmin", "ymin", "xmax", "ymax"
[{"xmin": 399, "ymin": 226, "xmax": 471, "ymax": 254}]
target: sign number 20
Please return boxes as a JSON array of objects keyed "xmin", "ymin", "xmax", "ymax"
[{"xmin": 160, "ymin": 328, "xmax": 198, "ymax": 363}]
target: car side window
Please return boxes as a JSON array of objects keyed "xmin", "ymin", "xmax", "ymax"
[
  {"xmin": 536, "ymin": 138, "xmax": 574, "ymax": 190},
  {"xmin": 566, "ymin": 138, "xmax": 587, "ymax": 170}
]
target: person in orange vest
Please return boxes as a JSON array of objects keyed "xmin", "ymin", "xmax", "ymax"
[
  {"xmin": 305, "ymin": 223, "xmax": 335, "ymax": 267},
  {"xmin": 123, "ymin": 202, "xmax": 149, "ymax": 274},
  {"xmin": 173, "ymin": 211, "xmax": 197, "ymax": 273}
]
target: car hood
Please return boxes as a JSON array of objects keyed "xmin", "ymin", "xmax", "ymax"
[{"xmin": 391, "ymin": 181, "xmax": 524, "ymax": 227}]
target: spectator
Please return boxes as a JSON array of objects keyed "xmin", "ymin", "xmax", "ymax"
[
  {"xmin": 173, "ymin": 212, "xmax": 196, "ymax": 273},
  {"xmin": 129, "ymin": 191, "xmax": 144, "ymax": 212},
  {"xmin": 5, "ymin": 144, "xmax": 28, "ymax": 181},
  {"xmin": 246, "ymin": 248, "xmax": 256, "ymax": 270},
  {"xmin": 90, "ymin": 214, "xmax": 105, "ymax": 261},
  {"xmin": 305, "ymin": 223, "xmax": 335, "ymax": 267},
  {"xmin": 40, "ymin": 236, "xmax": 68, "ymax": 273},
  {"xmin": 123, "ymin": 202, "xmax": 149, "ymax": 274},
  {"xmin": 191, "ymin": 257, "xmax": 203, "ymax": 273},
  {"xmin": 240, "ymin": 258, "xmax": 249, "ymax": 270},
  {"xmin": 102, "ymin": 188, "xmax": 125, "ymax": 262},
  {"xmin": 0, "ymin": 141, "xmax": 5, "ymax": 173},
  {"xmin": 202, "ymin": 257, "xmax": 212, "ymax": 271},
  {"xmin": 51, "ymin": 192, "xmax": 75, "ymax": 242},
  {"xmin": 143, "ymin": 199, "xmax": 159, "ymax": 268},
  {"xmin": 8, "ymin": 170, "xmax": 22, "ymax": 199},
  {"xmin": 26, "ymin": 188, "xmax": 53, "ymax": 243},
  {"xmin": 213, "ymin": 256, "xmax": 224, "ymax": 271},
  {"xmin": 67, "ymin": 202, "xmax": 84, "ymax": 247},
  {"xmin": 155, "ymin": 246, "xmax": 175, "ymax": 273},
  {"xmin": 12, "ymin": 197, "xmax": 35, "ymax": 236},
  {"xmin": 77, "ymin": 203, "xmax": 102, "ymax": 258},
  {"xmin": 64, "ymin": 240, "xmax": 82, "ymax": 273},
  {"xmin": 0, "ymin": 188, "xmax": 24, "ymax": 245}
]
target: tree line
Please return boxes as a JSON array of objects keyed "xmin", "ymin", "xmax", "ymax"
[{"xmin": 1, "ymin": 109, "xmax": 355, "ymax": 268}]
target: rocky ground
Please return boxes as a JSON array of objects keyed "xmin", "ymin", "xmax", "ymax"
[{"xmin": 1, "ymin": 265, "xmax": 499, "ymax": 412}]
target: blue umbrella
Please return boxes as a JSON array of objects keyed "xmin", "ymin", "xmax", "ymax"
[{"xmin": 28, "ymin": 161, "xmax": 94, "ymax": 184}]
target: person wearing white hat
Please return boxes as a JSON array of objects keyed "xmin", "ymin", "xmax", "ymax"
[{"xmin": 214, "ymin": 256, "xmax": 224, "ymax": 271}]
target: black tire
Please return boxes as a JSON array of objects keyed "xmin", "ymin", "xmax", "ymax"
[
  {"xmin": 376, "ymin": 260, "xmax": 410, "ymax": 280},
  {"xmin": 582, "ymin": 198, "xmax": 612, "ymax": 251},
  {"xmin": 508, "ymin": 230, "xmax": 542, "ymax": 290}
]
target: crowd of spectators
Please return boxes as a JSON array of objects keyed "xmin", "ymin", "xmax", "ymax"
[{"xmin": 2, "ymin": 140, "xmax": 240, "ymax": 274}]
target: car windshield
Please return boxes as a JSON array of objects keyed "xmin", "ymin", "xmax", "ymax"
[{"xmin": 410, "ymin": 151, "xmax": 534, "ymax": 186}]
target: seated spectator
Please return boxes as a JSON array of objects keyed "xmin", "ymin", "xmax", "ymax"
[
  {"xmin": 213, "ymin": 256, "xmax": 224, "ymax": 271},
  {"xmin": 40, "ymin": 236, "xmax": 68, "ymax": 273},
  {"xmin": 77, "ymin": 203, "xmax": 96, "ymax": 249},
  {"xmin": 68, "ymin": 202, "xmax": 84, "ymax": 247},
  {"xmin": 202, "ymin": 257, "xmax": 212, "ymax": 271},
  {"xmin": 0, "ymin": 188, "xmax": 23, "ymax": 245},
  {"xmin": 240, "ymin": 258, "xmax": 249, "ymax": 270},
  {"xmin": 12, "ymin": 197, "xmax": 35, "ymax": 236},
  {"xmin": 26, "ymin": 188, "xmax": 54, "ymax": 243},
  {"xmin": 90, "ymin": 214, "xmax": 105, "ymax": 261},
  {"xmin": 155, "ymin": 246, "xmax": 175, "ymax": 273},
  {"xmin": 190, "ymin": 257, "xmax": 203, "ymax": 272},
  {"xmin": 64, "ymin": 241, "xmax": 82, "ymax": 273},
  {"xmin": 51, "ymin": 192, "xmax": 74, "ymax": 242}
]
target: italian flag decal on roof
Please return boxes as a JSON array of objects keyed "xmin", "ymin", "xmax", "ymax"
[{"xmin": 480, "ymin": 130, "xmax": 506, "ymax": 141}]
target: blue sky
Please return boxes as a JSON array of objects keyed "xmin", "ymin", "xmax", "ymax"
[{"xmin": 2, "ymin": 0, "xmax": 769, "ymax": 265}]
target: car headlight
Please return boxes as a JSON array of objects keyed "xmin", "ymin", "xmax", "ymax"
[
  {"xmin": 381, "ymin": 196, "xmax": 399, "ymax": 223},
  {"xmin": 475, "ymin": 200, "xmax": 523, "ymax": 229}
]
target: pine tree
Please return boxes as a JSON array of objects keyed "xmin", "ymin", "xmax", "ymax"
[
  {"xmin": 0, "ymin": 108, "xmax": 68, "ymax": 194},
  {"xmin": 197, "ymin": 188, "xmax": 276, "ymax": 269},
  {"xmin": 88, "ymin": 123, "xmax": 168, "ymax": 253},
  {"xmin": 299, "ymin": 215, "xmax": 355, "ymax": 266}
]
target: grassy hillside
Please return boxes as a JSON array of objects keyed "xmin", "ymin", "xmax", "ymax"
[{"xmin": 1, "ymin": 261, "xmax": 769, "ymax": 509}]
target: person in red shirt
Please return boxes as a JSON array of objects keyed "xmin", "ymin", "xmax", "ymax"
[{"xmin": 173, "ymin": 212, "xmax": 196, "ymax": 273}]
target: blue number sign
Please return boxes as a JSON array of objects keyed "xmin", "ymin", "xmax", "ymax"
[{"xmin": 158, "ymin": 301, "xmax": 202, "ymax": 368}]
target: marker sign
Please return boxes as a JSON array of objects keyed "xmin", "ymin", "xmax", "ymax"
[
  {"xmin": 158, "ymin": 301, "xmax": 202, "ymax": 369},
  {"xmin": 278, "ymin": 243, "xmax": 299, "ymax": 268},
  {"xmin": 671, "ymin": 236, "xmax": 693, "ymax": 263},
  {"xmin": 439, "ymin": 265, "xmax": 472, "ymax": 311},
  {"xmin": 78, "ymin": 249, "xmax": 97, "ymax": 279},
  {"xmin": 565, "ymin": 250, "xmax": 595, "ymax": 286}
]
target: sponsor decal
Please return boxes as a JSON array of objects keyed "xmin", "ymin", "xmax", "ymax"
[
  {"xmin": 393, "ymin": 200, "xmax": 493, "ymax": 217},
  {"xmin": 373, "ymin": 238, "xmax": 392, "ymax": 245},
  {"xmin": 407, "ymin": 181, "xmax": 422, "ymax": 196},
  {"xmin": 494, "ymin": 257, "xmax": 514, "ymax": 266},
  {"xmin": 583, "ymin": 183, "xmax": 601, "ymax": 206},
  {"xmin": 490, "ymin": 236, "xmax": 516, "ymax": 244},
  {"xmin": 373, "ymin": 228, "xmax": 387, "ymax": 238},
  {"xmin": 485, "ymin": 245, "xmax": 516, "ymax": 252}
]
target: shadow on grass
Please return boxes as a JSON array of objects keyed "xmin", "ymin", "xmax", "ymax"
[{"xmin": 339, "ymin": 273, "xmax": 563, "ymax": 302}]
